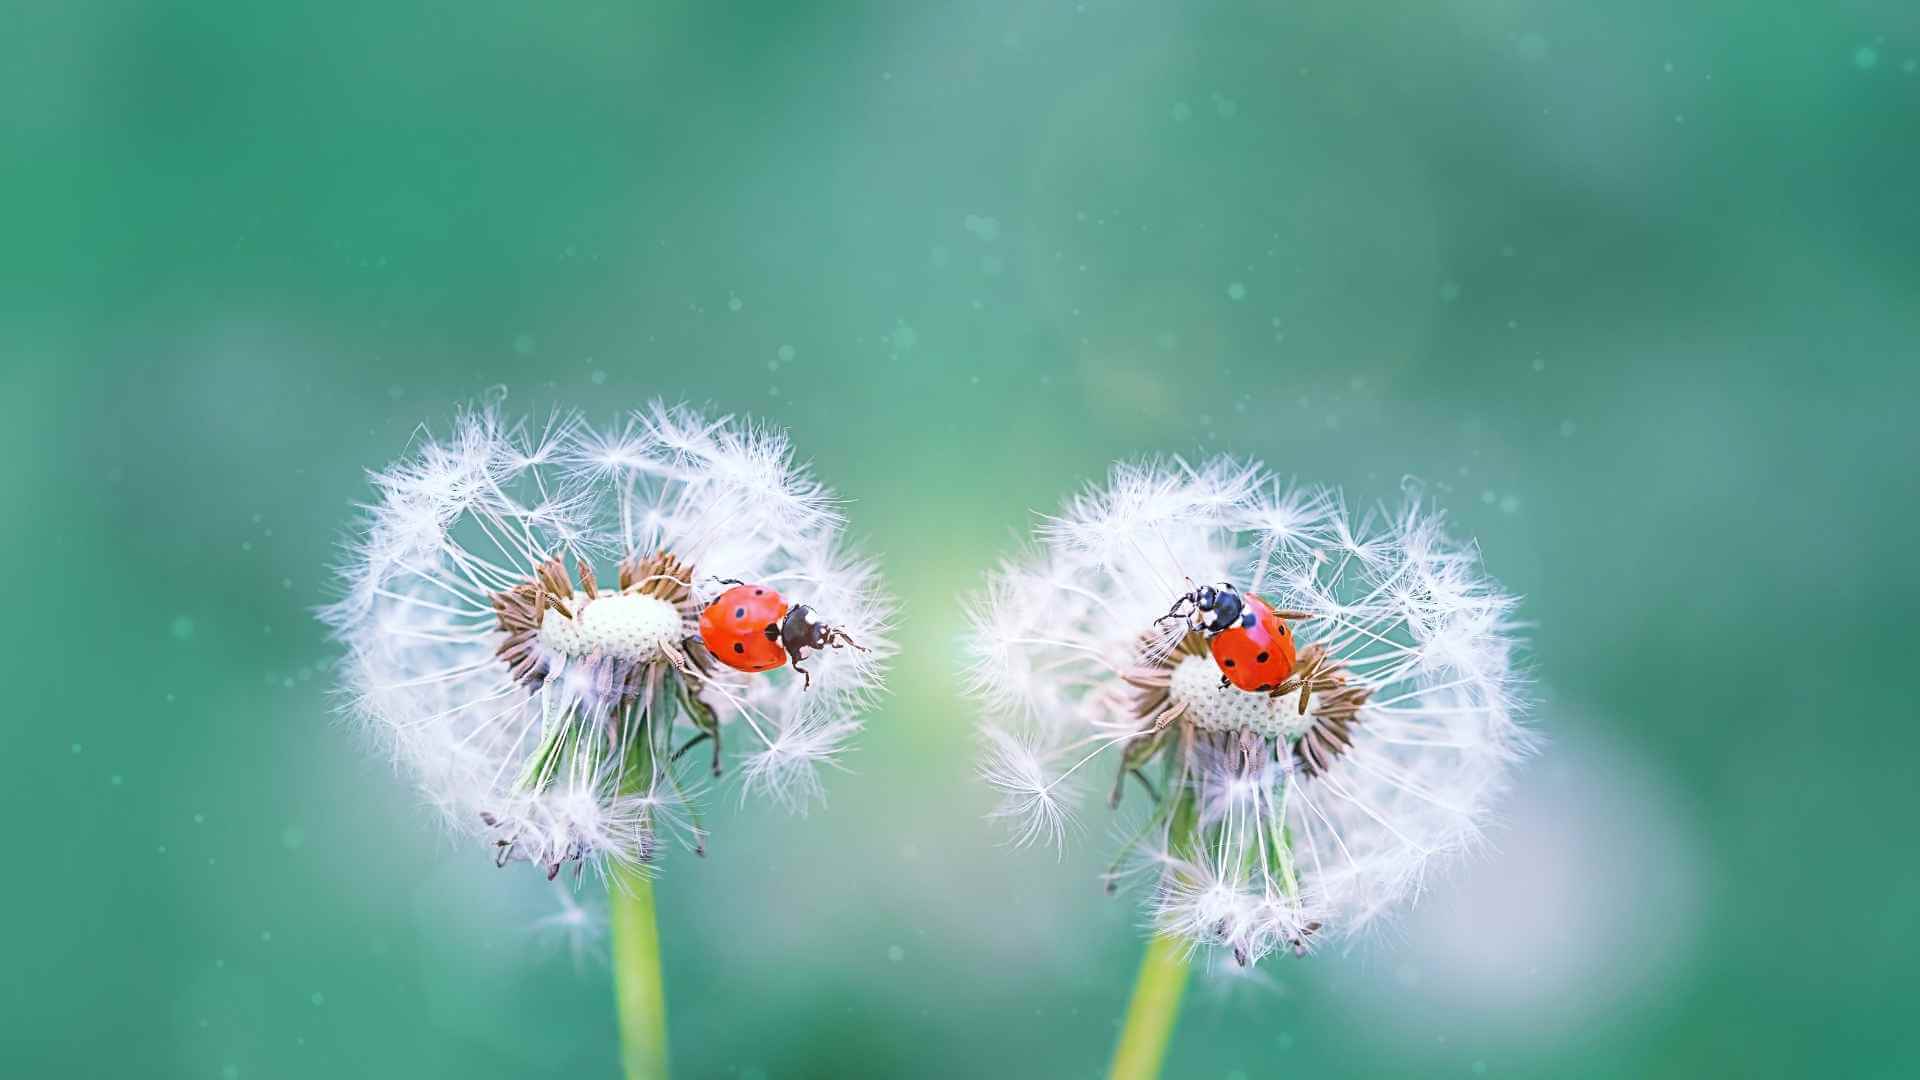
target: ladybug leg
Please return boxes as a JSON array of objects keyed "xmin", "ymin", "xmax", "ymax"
[
  {"xmin": 671, "ymin": 730, "xmax": 711, "ymax": 764},
  {"xmin": 1156, "ymin": 592, "xmax": 1196, "ymax": 627},
  {"xmin": 1289, "ymin": 650, "xmax": 1344, "ymax": 715},
  {"xmin": 782, "ymin": 635, "xmax": 815, "ymax": 690},
  {"xmin": 784, "ymin": 628, "xmax": 867, "ymax": 692},
  {"xmin": 670, "ymin": 728, "xmax": 725, "ymax": 778},
  {"xmin": 1158, "ymin": 577, "xmax": 1198, "ymax": 625},
  {"xmin": 824, "ymin": 628, "xmax": 869, "ymax": 654}
]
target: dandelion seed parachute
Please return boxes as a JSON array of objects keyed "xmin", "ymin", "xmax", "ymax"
[
  {"xmin": 323, "ymin": 402, "xmax": 891, "ymax": 879},
  {"xmin": 967, "ymin": 458, "xmax": 1528, "ymax": 966}
]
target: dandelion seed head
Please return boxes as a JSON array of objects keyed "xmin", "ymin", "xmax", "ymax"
[
  {"xmin": 322, "ymin": 401, "xmax": 891, "ymax": 877},
  {"xmin": 536, "ymin": 592, "xmax": 683, "ymax": 660},
  {"xmin": 966, "ymin": 458, "xmax": 1529, "ymax": 964}
]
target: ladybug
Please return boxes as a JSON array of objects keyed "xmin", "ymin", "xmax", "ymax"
[
  {"xmin": 1159, "ymin": 582, "xmax": 1297, "ymax": 694},
  {"xmin": 698, "ymin": 579, "xmax": 865, "ymax": 689}
]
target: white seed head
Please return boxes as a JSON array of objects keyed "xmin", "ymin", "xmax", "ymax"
[
  {"xmin": 539, "ymin": 593, "xmax": 684, "ymax": 662},
  {"xmin": 1167, "ymin": 654, "xmax": 1314, "ymax": 740},
  {"xmin": 321, "ymin": 400, "xmax": 893, "ymax": 877},
  {"xmin": 965, "ymin": 458, "xmax": 1531, "ymax": 965}
]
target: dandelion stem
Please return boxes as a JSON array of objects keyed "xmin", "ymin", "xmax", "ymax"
[
  {"xmin": 1107, "ymin": 932, "xmax": 1190, "ymax": 1080},
  {"xmin": 609, "ymin": 863, "xmax": 670, "ymax": 1080}
]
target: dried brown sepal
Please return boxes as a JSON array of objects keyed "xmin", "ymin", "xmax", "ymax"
[
  {"xmin": 622, "ymin": 550, "xmax": 695, "ymax": 604},
  {"xmin": 1289, "ymin": 674, "xmax": 1372, "ymax": 778},
  {"xmin": 534, "ymin": 556, "xmax": 572, "ymax": 599},
  {"xmin": 1120, "ymin": 667, "xmax": 1172, "ymax": 692},
  {"xmin": 1266, "ymin": 643, "xmax": 1346, "ymax": 713}
]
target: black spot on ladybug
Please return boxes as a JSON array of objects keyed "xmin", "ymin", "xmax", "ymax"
[
  {"xmin": 1256, "ymin": 652, "xmax": 1270, "ymax": 663},
  {"xmin": 1222, "ymin": 658, "xmax": 1236, "ymax": 667},
  {"xmin": 754, "ymin": 589, "xmax": 764, "ymax": 595},
  {"xmin": 732, "ymin": 642, "xmax": 745, "ymax": 654},
  {"xmin": 1277, "ymin": 623, "xmax": 1287, "ymax": 635},
  {"xmin": 734, "ymin": 607, "xmax": 745, "ymax": 618}
]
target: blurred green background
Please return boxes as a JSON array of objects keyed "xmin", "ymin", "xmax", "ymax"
[{"xmin": 6, "ymin": 2, "xmax": 1917, "ymax": 1077}]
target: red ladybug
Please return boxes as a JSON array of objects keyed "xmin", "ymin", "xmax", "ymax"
[
  {"xmin": 1159, "ymin": 582, "xmax": 1297, "ymax": 693},
  {"xmin": 699, "ymin": 580, "xmax": 865, "ymax": 689}
]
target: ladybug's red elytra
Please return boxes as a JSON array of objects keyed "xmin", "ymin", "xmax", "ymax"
[
  {"xmin": 1159, "ymin": 582, "xmax": 1305, "ymax": 694},
  {"xmin": 698, "ymin": 580, "xmax": 865, "ymax": 689}
]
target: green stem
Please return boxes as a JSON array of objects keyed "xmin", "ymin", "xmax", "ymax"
[
  {"xmin": 609, "ymin": 863, "xmax": 670, "ymax": 1080},
  {"xmin": 1107, "ymin": 932, "xmax": 1191, "ymax": 1080}
]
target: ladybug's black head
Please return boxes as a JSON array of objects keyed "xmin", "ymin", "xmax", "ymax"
[
  {"xmin": 1196, "ymin": 583, "xmax": 1243, "ymax": 632},
  {"xmin": 779, "ymin": 604, "xmax": 833, "ymax": 654},
  {"xmin": 1159, "ymin": 582, "xmax": 1244, "ymax": 635},
  {"xmin": 777, "ymin": 604, "xmax": 869, "ymax": 690}
]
